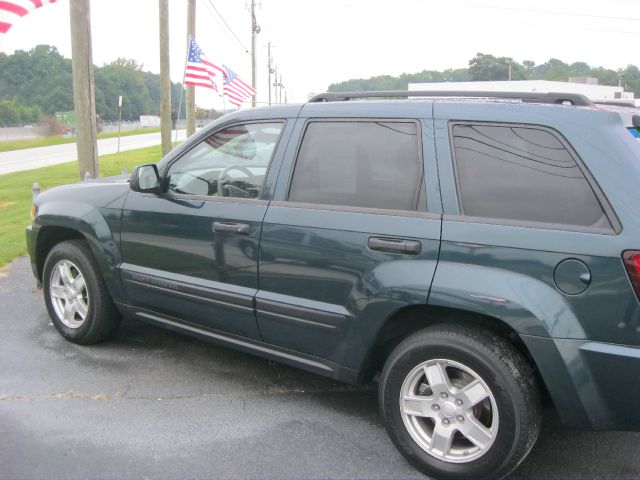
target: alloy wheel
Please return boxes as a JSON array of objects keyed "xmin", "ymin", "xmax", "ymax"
[
  {"xmin": 49, "ymin": 259, "xmax": 90, "ymax": 329},
  {"xmin": 399, "ymin": 358, "xmax": 499, "ymax": 463}
]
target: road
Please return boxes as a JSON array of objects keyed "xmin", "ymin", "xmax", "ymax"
[
  {"xmin": 1, "ymin": 256, "xmax": 639, "ymax": 479},
  {"xmin": 0, "ymin": 130, "xmax": 187, "ymax": 176}
]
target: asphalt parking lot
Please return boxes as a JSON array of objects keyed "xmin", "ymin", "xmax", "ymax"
[{"xmin": 2, "ymin": 256, "xmax": 640, "ymax": 479}]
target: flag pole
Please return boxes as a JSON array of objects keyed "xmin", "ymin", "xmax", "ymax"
[
  {"xmin": 174, "ymin": 35, "xmax": 192, "ymax": 147},
  {"xmin": 174, "ymin": 87, "xmax": 184, "ymax": 147},
  {"xmin": 219, "ymin": 66, "xmax": 226, "ymax": 114}
]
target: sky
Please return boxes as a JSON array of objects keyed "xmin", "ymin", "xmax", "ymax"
[{"xmin": 1, "ymin": 0, "xmax": 639, "ymax": 110}]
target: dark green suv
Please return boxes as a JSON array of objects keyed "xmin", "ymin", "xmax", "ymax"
[{"xmin": 26, "ymin": 91, "xmax": 640, "ymax": 479}]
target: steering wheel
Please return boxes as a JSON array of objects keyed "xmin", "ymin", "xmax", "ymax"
[{"xmin": 216, "ymin": 165, "xmax": 257, "ymax": 197}]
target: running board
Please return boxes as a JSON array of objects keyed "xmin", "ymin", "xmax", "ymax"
[{"xmin": 116, "ymin": 303, "xmax": 360, "ymax": 384}]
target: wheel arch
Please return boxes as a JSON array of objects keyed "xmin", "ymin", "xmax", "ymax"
[
  {"xmin": 35, "ymin": 212, "xmax": 126, "ymax": 305},
  {"xmin": 360, "ymin": 303, "xmax": 597, "ymax": 429},
  {"xmin": 36, "ymin": 226, "xmax": 84, "ymax": 281},
  {"xmin": 360, "ymin": 304, "xmax": 544, "ymax": 393}
]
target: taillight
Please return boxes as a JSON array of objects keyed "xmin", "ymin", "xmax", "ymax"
[{"xmin": 623, "ymin": 251, "xmax": 640, "ymax": 300}]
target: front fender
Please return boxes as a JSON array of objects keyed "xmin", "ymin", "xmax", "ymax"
[{"xmin": 34, "ymin": 192, "xmax": 128, "ymax": 304}]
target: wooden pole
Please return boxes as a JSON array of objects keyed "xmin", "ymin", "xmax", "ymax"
[
  {"xmin": 267, "ymin": 41, "xmax": 272, "ymax": 106},
  {"xmin": 69, "ymin": 0, "xmax": 98, "ymax": 179},
  {"xmin": 251, "ymin": 0, "xmax": 257, "ymax": 107},
  {"xmin": 186, "ymin": 0, "xmax": 196, "ymax": 136},
  {"xmin": 159, "ymin": 0, "xmax": 172, "ymax": 156}
]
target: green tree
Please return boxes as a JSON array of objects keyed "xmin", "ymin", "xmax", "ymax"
[
  {"xmin": 523, "ymin": 60, "xmax": 535, "ymax": 76},
  {"xmin": 532, "ymin": 58, "xmax": 569, "ymax": 80},
  {"xmin": 327, "ymin": 55, "xmax": 640, "ymax": 98},
  {"xmin": 621, "ymin": 65, "xmax": 640, "ymax": 95},
  {"xmin": 0, "ymin": 100, "xmax": 20, "ymax": 125},
  {"xmin": 95, "ymin": 58, "xmax": 153, "ymax": 121},
  {"xmin": 468, "ymin": 53, "xmax": 526, "ymax": 81},
  {"xmin": 588, "ymin": 67, "xmax": 619, "ymax": 87},
  {"xmin": 0, "ymin": 45, "xmax": 72, "ymax": 115},
  {"xmin": 0, "ymin": 99, "xmax": 39, "ymax": 125},
  {"xmin": 569, "ymin": 62, "xmax": 591, "ymax": 77},
  {"xmin": 0, "ymin": 45, "xmax": 186, "ymax": 124}
]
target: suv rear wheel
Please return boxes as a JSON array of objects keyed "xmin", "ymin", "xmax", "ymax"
[
  {"xmin": 379, "ymin": 324, "xmax": 541, "ymax": 479},
  {"xmin": 43, "ymin": 239, "xmax": 121, "ymax": 344}
]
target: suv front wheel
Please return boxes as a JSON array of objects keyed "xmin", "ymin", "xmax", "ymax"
[
  {"xmin": 43, "ymin": 239, "xmax": 121, "ymax": 344},
  {"xmin": 379, "ymin": 324, "xmax": 541, "ymax": 479}
]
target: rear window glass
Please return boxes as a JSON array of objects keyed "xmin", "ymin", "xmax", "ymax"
[{"xmin": 451, "ymin": 123, "xmax": 612, "ymax": 230}]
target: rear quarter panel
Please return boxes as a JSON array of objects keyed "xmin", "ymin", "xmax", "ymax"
[{"xmin": 432, "ymin": 102, "xmax": 640, "ymax": 346}]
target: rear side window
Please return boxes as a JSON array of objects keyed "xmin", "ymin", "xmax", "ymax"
[
  {"xmin": 451, "ymin": 123, "xmax": 612, "ymax": 230},
  {"xmin": 288, "ymin": 121, "xmax": 423, "ymax": 211}
]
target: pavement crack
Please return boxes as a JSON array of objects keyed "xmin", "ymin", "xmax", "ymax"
[
  {"xmin": 0, "ymin": 386, "xmax": 373, "ymax": 402},
  {"xmin": 0, "ymin": 391, "xmax": 108, "ymax": 401},
  {"xmin": 116, "ymin": 381, "xmax": 132, "ymax": 400}
]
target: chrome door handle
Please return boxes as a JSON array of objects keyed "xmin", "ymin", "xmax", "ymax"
[
  {"xmin": 213, "ymin": 221, "xmax": 251, "ymax": 235},
  {"xmin": 368, "ymin": 237, "xmax": 421, "ymax": 255}
]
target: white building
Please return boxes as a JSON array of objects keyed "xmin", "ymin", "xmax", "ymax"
[
  {"xmin": 408, "ymin": 80, "xmax": 635, "ymax": 103},
  {"xmin": 139, "ymin": 115, "xmax": 161, "ymax": 128}
]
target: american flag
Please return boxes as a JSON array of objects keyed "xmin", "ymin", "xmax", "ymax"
[
  {"xmin": 184, "ymin": 38, "xmax": 224, "ymax": 92},
  {"xmin": 0, "ymin": 0, "xmax": 57, "ymax": 34},
  {"xmin": 205, "ymin": 126, "xmax": 249, "ymax": 149},
  {"xmin": 222, "ymin": 65, "xmax": 256, "ymax": 107}
]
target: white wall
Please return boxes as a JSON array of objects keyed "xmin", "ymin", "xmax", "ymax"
[{"xmin": 408, "ymin": 80, "xmax": 633, "ymax": 101}]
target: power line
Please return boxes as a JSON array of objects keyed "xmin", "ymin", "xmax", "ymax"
[
  {"xmin": 426, "ymin": 0, "xmax": 640, "ymax": 22},
  {"xmin": 202, "ymin": 0, "xmax": 249, "ymax": 53},
  {"xmin": 201, "ymin": 0, "xmax": 250, "ymax": 54},
  {"xmin": 255, "ymin": 1, "xmax": 297, "ymax": 102},
  {"xmin": 399, "ymin": 0, "xmax": 640, "ymax": 36},
  {"xmin": 484, "ymin": 17, "xmax": 640, "ymax": 36}
]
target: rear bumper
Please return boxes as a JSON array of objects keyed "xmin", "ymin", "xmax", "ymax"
[{"xmin": 522, "ymin": 334, "xmax": 640, "ymax": 431}]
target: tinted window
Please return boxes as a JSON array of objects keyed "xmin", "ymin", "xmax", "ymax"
[
  {"xmin": 289, "ymin": 121, "xmax": 423, "ymax": 211},
  {"xmin": 452, "ymin": 123, "xmax": 611, "ymax": 229},
  {"xmin": 167, "ymin": 122, "xmax": 283, "ymax": 198}
]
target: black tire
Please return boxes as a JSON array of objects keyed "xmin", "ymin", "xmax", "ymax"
[
  {"xmin": 379, "ymin": 324, "xmax": 541, "ymax": 479},
  {"xmin": 42, "ymin": 239, "xmax": 121, "ymax": 345}
]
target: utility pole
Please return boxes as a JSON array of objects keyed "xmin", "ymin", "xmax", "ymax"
[
  {"xmin": 159, "ymin": 0, "xmax": 172, "ymax": 156},
  {"xmin": 272, "ymin": 65, "xmax": 278, "ymax": 104},
  {"xmin": 508, "ymin": 62, "xmax": 512, "ymax": 81},
  {"xmin": 69, "ymin": 0, "xmax": 98, "ymax": 179},
  {"xmin": 117, "ymin": 95, "xmax": 122, "ymax": 153},
  {"xmin": 186, "ymin": 0, "xmax": 196, "ymax": 136},
  {"xmin": 277, "ymin": 73, "xmax": 283, "ymax": 104},
  {"xmin": 266, "ymin": 41, "xmax": 273, "ymax": 106},
  {"xmin": 250, "ymin": 0, "xmax": 260, "ymax": 107}
]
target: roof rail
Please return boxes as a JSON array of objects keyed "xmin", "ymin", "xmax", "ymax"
[
  {"xmin": 309, "ymin": 90, "xmax": 593, "ymax": 106},
  {"xmin": 595, "ymin": 100, "xmax": 637, "ymax": 108}
]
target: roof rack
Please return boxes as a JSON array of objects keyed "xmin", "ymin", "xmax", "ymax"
[
  {"xmin": 309, "ymin": 90, "xmax": 593, "ymax": 106},
  {"xmin": 595, "ymin": 100, "xmax": 637, "ymax": 108}
]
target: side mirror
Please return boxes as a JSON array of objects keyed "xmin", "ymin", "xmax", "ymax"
[{"xmin": 130, "ymin": 164, "xmax": 161, "ymax": 193}]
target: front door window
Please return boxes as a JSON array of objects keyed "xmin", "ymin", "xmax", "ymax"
[{"xmin": 167, "ymin": 122, "xmax": 283, "ymax": 198}]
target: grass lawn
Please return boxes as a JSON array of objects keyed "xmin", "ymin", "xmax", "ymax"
[
  {"xmin": 0, "ymin": 145, "xmax": 162, "ymax": 268},
  {"xmin": 0, "ymin": 128, "xmax": 162, "ymax": 153}
]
